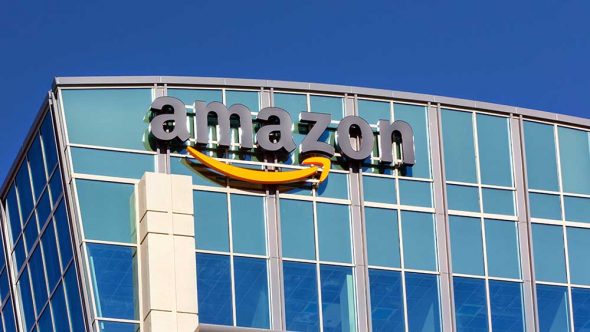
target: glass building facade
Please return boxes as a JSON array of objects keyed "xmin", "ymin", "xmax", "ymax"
[{"xmin": 0, "ymin": 76, "xmax": 589, "ymax": 331}]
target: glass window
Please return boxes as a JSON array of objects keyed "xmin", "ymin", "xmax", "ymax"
[
  {"xmin": 363, "ymin": 176, "xmax": 395, "ymax": 204},
  {"xmin": 536, "ymin": 284, "xmax": 571, "ymax": 332},
  {"xmin": 29, "ymin": 247, "xmax": 49, "ymax": 314},
  {"xmin": 558, "ymin": 127, "xmax": 590, "ymax": 195},
  {"xmin": 441, "ymin": 110, "xmax": 476, "ymax": 183},
  {"xmin": 234, "ymin": 257, "xmax": 270, "ymax": 328},
  {"xmin": 194, "ymin": 191, "xmax": 229, "ymax": 252},
  {"xmin": 529, "ymin": 193, "xmax": 561, "ymax": 220},
  {"xmin": 98, "ymin": 321, "xmax": 140, "ymax": 332},
  {"xmin": 64, "ymin": 265, "xmax": 85, "ymax": 332},
  {"xmin": 564, "ymin": 196, "xmax": 590, "ymax": 223},
  {"xmin": 572, "ymin": 287, "xmax": 590, "ymax": 332},
  {"xmin": 482, "ymin": 188, "xmax": 514, "ymax": 216},
  {"xmin": 280, "ymin": 199, "xmax": 315, "ymax": 260},
  {"xmin": 18, "ymin": 270, "xmax": 35, "ymax": 331},
  {"xmin": 567, "ymin": 227, "xmax": 590, "ymax": 285},
  {"xmin": 405, "ymin": 273, "xmax": 441, "ymax": 332},
  {"xmin": 453, "ymin": 277, "xmax": 488, "ymax": 332},
  {"xmin": 87, "ymin": 243, "xmax": 138, "ymax": 320},
  {"xmin": 2, "ymin": 301, "xmax": 16, "ymax": 332},
  {"xmin": 532, "ymin": 224, "xmax": 566, "ymax": 283},
  {"xmin": 476, "ymin": 114, "xmax": 513, "ymax": 186},
  {"xmin": 40, "ymin": 113, "xmax": 58, "ymax": 173},
  {"xmin": 283, "ymin": 261, "xmax": 319, "ymax": 331},
  {"xmin": 42, "ymin": 221, "xmax": 61, "ymax": 292},
  {"xmin": 76, "ymin": 180, "xmax": 135, "ymax": 243},
  {"xmin": 171, "ymin": 157, "xmax": 225, "ymax": 188},
  {"xmin": 358, "ymin": 100, "xmax": 390, "ymax": 125},
  {"xmin": 62, "ymin": 89, "xmax": 152, "ymax": 150},
  {"xmin": 196, "ymin": 253, "xmax": 232, "ymax": 325},
  {"xmin": 402, "ymin": 211, "xmax": 437, "ymax": 271},
  {"xmin": 0, "ymin": 271, "xmax": 9, "ymax": 303},
  {"xmin": 395, "ymin": 103, "xmax": 431, "ymax": 179},
  {"xmin": 368, "ymin": 269, "xmax": 404, "ymax": 331},
  {"xmin": 365, "ymin": 208, "xmax": 400, "ymax": 268},
  {"xmin": 71, "ymin": 148, "xmax": 154, "ymax": 179},
  {"xmin": 317, "ymin": 172, "xmax": 349, "ymax": 199},
  {"xmin": 317, "ymin": 204, "xmax": 352, "ymax": 263},
  {"xmin": 450, "ymin": 216, "xmax": 484, "ymax": 275},
  {"xmin": 16, "ymin": 162, "xmax": 34, "ymax": 223},
  {"xmin": 50, "ymin": 284, "xmax": 70, "ymax": 332},
  {"xmin": 447, "ymin": 185, "xmax": 479, "ymax": 212},
  {"xmin": 489, "ymin": 281, "xmax": 524, "ymax": 332},
  {"xmin": 36, "ymin": 189, "xmax": 51, "ymax": 228},
  {"xmin": 167, "ymin": 88, "xmax": 222, "ymax": 105},
  {"xmin": 226, "ymin": 90, "xmax": 259, "ymax": 113},
  {"xmin": 523, "ymin": 121, "xmax": 559, "ymax": 191},
  {"xmin": 273, "ymin": 93, "xmax": 307, "ymax": 122},
  {"xmin": 49, "ymin": 168, "xmax": 63, "ymax": 206},
  {"xmin": 310, "ymin": 95, "xmax": 343, "ymax": 121},
  {"xmin": 6, "ymin": 185, "xmax": 22, "ymax": 243},
  {"xmin": 231, "ymin": 195, "xmax": 266, "ymax": 255},
  {"xmin": 38, "ymin": 306, "xmax": 54, "ymax": 332},
  {"xmin": 54, "ymin": 202, "xmax": 73, "ymax": 270},
  {"xmin": 320, "ymin": 265, "xmax": 356, "ymax": 332},
  {"xmin": 485, "ymin": 219, "xmax": 520, "ymax": 279},
  {"xmin": 28, "ymin": 136, "xmax": 47, "ymax": 198},
  {"xmin": 399, "ymin": 180, "xmax": 432, "ymax": 207},
  {"xmin": 24, "ymin": 218, "xmax": 39, "ymax": 253}
]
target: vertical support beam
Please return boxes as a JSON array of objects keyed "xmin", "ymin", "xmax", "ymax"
[
  {"xmin": 154, "ymin": 86, "xmax": 169, "ymax": 174},
  {"xmin": 266, "ymin": 191, "xmax": 284, "ymax": 330},
  {"xmin": 137, "ymin": 173, "xmax": 198, "ymax": 332}
]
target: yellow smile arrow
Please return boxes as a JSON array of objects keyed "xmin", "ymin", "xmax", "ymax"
[{"xmin": 187, "ymin": 147, "xmax": 331, "ymax": 185}]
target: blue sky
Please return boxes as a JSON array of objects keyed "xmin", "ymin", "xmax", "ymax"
[{"xmin": 1, "ymin": 0, "xmax": 589, "ymax": 180}]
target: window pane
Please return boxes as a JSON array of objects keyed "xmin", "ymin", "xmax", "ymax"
[
  {"xmin": 234, "ymin": 257, "xmax": 270, "ymax": 328},
  {"xmin": 317, "ymin": 172, "xmax": 348, "ymax": 199},
  {"xmin": 280, "ymin": 199, "xmax": 315, "ymax": 260},
  {"xmin": 320, "ymin": 265, "xmax": 356, "ymax": 332},
  {"xmin": 50, "ymin": 284, "xmax": 70, "ymax": 332},
  {"xmin": 28, "ymin": 136, "xmax": 47, "ymax": 198},
  {"xmin": 558, "ymin": 127, "xmax": 590, "ymax": 195},
  {"xmin": 6, "ymin": 185, "xmax": 22, "ymax": 243},
  {"xmin": 537, "ymin": 284, "xmax": 571, "ymax": 332},
  {"xmin": 564, "ymin": 196, "xmax": 590, "ymax": 223},
  {"xmin": 402, "ymin": 211, "xmax": 437, "ymax": 271},
  {"xmin": 16, "ymin": 162, "xmax": 34, "ymax": 223},
  {"xmin": 77, "ymin": 180, "xmax": 135, "ymax": 243},
  {"xmin": 489, "ymin": 281, "xmax": 524, "ymax": 332},
  {"xmin": 567, "ymin": 227, "xmax": 590, "ymax": 285},
  {"xmin": 40, "ymin": 113, "xmax": 58, "ymax": 173},
  {"xmin": 572, "ymin": 287, "xmax": 590, "ymax": 332},
  {"xmin": 476, "ymin": 114, "xmax": 512, "ymax": 186},
  {"xmin": 171, "ymin": 157, "xmax": 225, "ymax": 187},
  {"xmin": 231, "ymin": 195, "xmax": 266, "ymax": 255},
  {"xmin": 450, "ymin": 216, "xmax": 484, "ymax": 275},
  {"xmin": 529, "ymin": 193, "xmax": 561, "ymax": 220},
  {"xmin": 447, "ymin": 185, "xmax": 479, "ymax": 212},
  {"xmin": 395, "ymin": 103, "xmax": 431, "ymax": 179},
  {"xmin": 49, "ymin": 168, "xmax": 63, "ymax": 206},
  {"xmin": 196, "ymin": 253, "xmax": 232, "ymax": 325},
  {"xmin": 274, "ymin": 93, "xmax": 307, "ymax": 122},
  {"xmin": 485, "ymin": 219, "xmax": 520, "ymax": 279},
  {"xmin": 358, "ymin": 100, "xmax": 390, "ymax": 125},
  {"xmin": 442, "ymin": 110, "xmax": 476, "ymax": 183},
  {"xmin": 532, "ymin": 224, "xmax": 566, "ymax": 283},
  {"xmin": 310, "ymin": 95, "xmax": 343, "ymax": 121},
  {"xmin": 64, "ymin": 265, "xmax": 85, "ymax": 332},
  {"xmin": 29, "ymin": 247, "xmax": 49, "ymax": 314},
  {"xmin": 98, "ymin": 321, "xmax": 140, "ymax": 332},
  {"xmin": 406, "ymin": 273, "xmax": 441, "ymax": 332},
  {"xmin": 368, "ymin": 269, "xmax": 404, "ymax": 331},
  {"xmin": 226, "ymin": 90, "xmax": 259, "ymax": 112},
  {"xmin": 38, "ymin": 306, "xmax": 54, "ymax": 332},
  {"xmin": 18, "ymin": 269, "xmax": 35, "ymax": 331},
  {"xmin": 71, "ymin": 148, "xmax": 154, "ymax": 179},
  {"xmin": 482, "ymin": 188, "xmax": 514, "ymax": 216},
  {"xmin": 194, "ymin": 191, "xmax": 228, "ymax": 252},
  {"xmin": 524, "ymin": 121, "xmax": 559, "ymax": 191},
  {"xmin": 54, "ymin": 202, "xmax": 73, "ymax": 271},
  {"xmin": 283, "ymin": 261, "xmax": 320, "ymax": 331},
  {"xmin": 399, "ymin": 180, "xmax": 432, "ymax": 207},
  {"xmin": 363, "ymin": 176, "xmax": 395, "ymax": 204},
  {"xmin": 317, "ymin": 204, "xmax": 351, "ymax": 263},
  {"xmin": 365, "ymin": 208, "xmax": 400, "ymax": 268},
  {"xmin": 87, "ymin": 243, "xmax": 138, "ymax": 319},
  {"xmin": 2, "ymin": 301, "xmax": 16, "ymax": 332},
  {"xmin": 453, "ymin": 277, "xmax": 488, "ymax": 332},
  {"xmin": 62, "ymin": 89, "xmax": 152, "ymax": 150},
  {"xmin": 167, "ymin": 88, "xmax": 222, "ymax": 105}
]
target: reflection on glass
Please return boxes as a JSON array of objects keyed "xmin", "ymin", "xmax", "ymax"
[
  {"xmin": 524, "ymin": 121, "xmax": 559, "ymax": 191},
  {"xmin": 485, "ymin": 220, "xmax": 520, "ymax": 279},
  {"xmin": 369, "ymin": 269, "xmax": 404, "ymax": 331},
  {"xmin": 537, "ymin": 284, "xmax": 571, "ymax": 332},
  {"xmin": 280, "ymin": 199, "xmax": 315, "ymax": 260},
  {"xmin": 489, "ymin": 280, "xmax": 524, "ymax": 332},
  {"xmin": 476, "ymin": 114, "xmax": 513, "ymax": 186},
  {"xmin": 363, "ymin": 176, "xmax": 395, "ymax": 204},
  {"xmin": 234, "ymin": 257, "xmax": 270, "ymax": 328},
  {"xmin": 402, "ymin": 211, "xmax": 437, "ymax": 271},
  {"xmin": 558, "ymin": 127, "xmax": 590, "ymax": 195},
  {"xmin": 453, "ymin": 277, "xmax": 488, "ymax": 332},
  {"xmin": 231, "ymin": 195, "xmax": 266, "ymax": 255},
  {"xmin": 532, "ymin": 224, "xmax": 566, "ymax": 283},
  {"xmin": 567, "ymin": 227, "xmax": 590, "ymax": 285},
  {"xmin": 320, "ymin": 265, "xmax": 356, "ymax": 332},
  {"xmin": 71, "ymin": 147, "xmax": 154, "ymax": 179},
  {"xmin": 447, "ymin": 185, "xmax": 479, "ymax": 212},
  {"xmin": 529, "ymin": 193, "xmax": 561, "ymax": 220},
  {"xmin": 450, "ymin": 216, "xmax": 484, "ymax": 275},
  {"xmin": 365, "ymin": 208, "xmax": 400, "ymax": 268},
  {"xmin": 283, "ymin": 261, "xmax": 320, "ymax": 331},
  {"xmin": 196, "ymin": 254, "xmax": 232, "ymax": 326},
  {"xmin": 406, "ymin": 273, "xmax": 441, "ymax": 332},
  {"xmin": 442, "ymin": 110, "xmax": 477, "ymax": 183},
  {"xmin": 317, "ymin": 203, "xmax": 351, "ymax": 263}
]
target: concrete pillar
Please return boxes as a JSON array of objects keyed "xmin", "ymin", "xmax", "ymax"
[{"xmin": 137, "ymin": 172, "xmax": 198, "ymax": 332}]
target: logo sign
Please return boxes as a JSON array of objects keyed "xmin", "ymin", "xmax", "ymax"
[{"xmin": 149, "ymin": 96, "xmax": 415, "ymax": 185}]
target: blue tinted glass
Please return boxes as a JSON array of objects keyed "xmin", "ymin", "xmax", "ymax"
[
  {"xmin": 280, "ymin": 199, "xmax": 315, "ymax": 260},
  {"xmin": 532, "ymin": 224, "xmax": 566, "ymax": 282},
  {"xmin": 64, "ymin": 265, "xmax": 85, "ymax": 332},
  {"xmin": 529, "ymin": 193, "xmax": 561, "ymax": 220},
  {"xmin": 54, "ymin": 202, "xmax": 73, "ymax": 270},
  {"xmin": 402, "ymin": 211, "xmax": 437, "ymax": 271},
  {"xmin": 171, "ymin": 157, "xmax": 225, "ymax": 187},
  {"xmin": 572, "ymin": 287, "xmax": 590, "ymax": 332},
  {"xmin": 320, "ymin": 265, "xmax": 356, "ymax": 332},
  {"xmin": 24, "ymin": 218, "xmax": 39, "ymax": 252},
  {"xmin": 87, "ymin": 243, "xmax": 137, "ymax": 319},
  {"xmin": 231, "ymin": 195, "xmax": 266, "ymax": 255},
  {"xmin": 395, "ymin": 103, "xmax": 431, "ymax": 179},
  {"xmin": 18, "ymin": 270, "xmax": 35, "ymax": 331},
  {"xmin": 310, "ymin": 95, "xmax": 343, "ymax": 121},
  {"xmin": 194, "ymin": 191, "xmax": 229, "ymax": 251},
  {"xmin": 482, "ymin": 188, "xmax": 514, "ymax": 215},
  {"xmin": 485, "ymin": 220, "xmax": 520, "ymax": 279},
  {"xmin": 283, "ymin": 261, "xmax": 320, "ymax": 331},
  {"xmin": 98, "ymin": 321, "xmax": 140, "ymax": 332},
  {"xmin": 168, "ymin": 89, "xmax": 222, "ymax": 105},
  {"xmin": 447, "ymin": 185, "xmax": 480, "ymax": 212},
  {"xmin": 363, "ymin": 176, "xmax": 395, "ymax": 204},
  {"xmin": 537, "ymin": 284, "xmax": 571, "ymax": 332},
  {"xmin": 442, "ymin": 110, "xmax": 477, "ymax": 183},
  {"xmin": 2, "ymin": 301, "xmax": 16, "ymax": 332},
  {"xmin": 51, "ymin": 284, "xmax": 70, "ymax": 332},
  {"xmin": 399, "ymin": 180, "xmax": 432, "ymax": 207},
  {"xmin": 42, "ymin": 221, "xmax": 61, "ymax": 292},
  {"xmin": 406, "ymin": 273, "xmax": 441, "ymax": 332},
  {"xmin": 40, "ymin": 113, "xmax": 58, "ymax": 173},
  {"xmin": 36, "ymin": 189, "xmax": 51, "ymax": 227},
  {"xmin": 317, "ymin": 172, "xmax": 348, "ymax": 199},
  {"xmin": 0, "ymin": 271, "xmax": 9, "ymax": 303},
  {"xmin": 62, "ymin": 89, "xmax": 152, "ymax": 150},
  {"xmin": 274, "ymin": 93, "xmax": 307, "ymax": 122},
  {"xmin": 365, "ymin": 208, "xmax": 400, "ymax": 268},
  {"xmin": 358, "ymin": 100, "xmax": 390, "ymax": 125},
  {"xmin": 71, "ymin": 148, "xmax": 154, "ymax": 179},
  {"xmin": 450, "ymin": 216, "xmax": 484, "ymax": 275},
  {"xmin": 567, "ymin": 227, "xmax": 590, "ymax": 285},
  {"xmin": 7, "ymin": 186, "xmax": 22, "ymax": 242},
  {"xmin": 317, "ymin": 203, "xmax": 351, "ymax": 263},
  {"xmin": 558, "ymin": 127, "xmax": 590, "ymax": 195},
  {"xmin": 476, "ymin": 114, "xmax": 513, "ymax": 186},
  {"xmin": 29, "ymin": 247, "xmax": 49, "ymax": 313},
  {"xmin": 226, "ymin": 90, "xmax": 259, "ymax": 112},
  {"xmin": 14, "ymin": 239, "xmax": 26, "ymax": 272},
  {"xmin": 28, "ymin": 136, "xmax": 47, "ymax": 198},
  {"xmin": 77, "ymin": 180, "xmax": 135, "ymax": 243},
  {"xmin": 49, "ymin": 168, "xmax": 63, "ymax": 206},
  {"xmin": 368, "ymin": 269, "xmax": 404, "ymax": 331},
  {"xmin": 234, "ymin": 257, "xmax": 270, "ymax": 328},
  {"xmin": 453, "ymin": 277, "xmax": 488, "ymax": 332},
  {"xmin": 564, "ymin": 196, "xmax": 590, "ymax": 223},
  {"xmin": 524, "ymin": 121, "xmax": 559, "ymax": 191},
  {"xmin": 16, "ymin": 162, "xmax": 34, "ymax": 222},
  {"xmin": 38, "ymin": 306, "xmax": 54, "ymax": 332},
  {"xmin": 489, "ymin": 281, "xmax": 524, "ymax": 332},
  {"xmin": 196, "ymin": 253, "xmax": 232, "ymax": 325}
]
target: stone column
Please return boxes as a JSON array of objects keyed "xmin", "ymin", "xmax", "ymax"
[{"xmin": 137, "ymin": 172, "xmax": 198, "ymax": 332}]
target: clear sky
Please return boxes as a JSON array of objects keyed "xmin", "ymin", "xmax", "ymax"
[{"xmin": 1, "ymin": 0, "xmax": 589, "ymax": 180}]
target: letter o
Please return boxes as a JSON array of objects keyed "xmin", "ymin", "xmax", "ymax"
[{"xmin": 336, "ymin": 116, "xmax": 375, "ymax": 160}]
